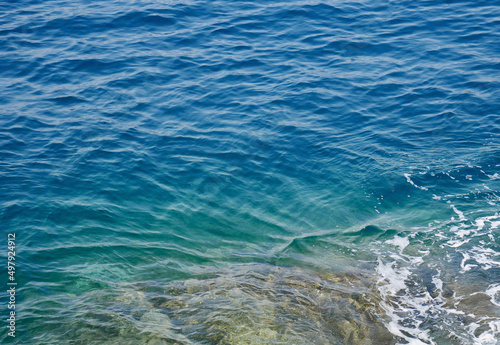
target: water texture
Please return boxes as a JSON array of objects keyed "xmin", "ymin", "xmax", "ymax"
[{"xmin": 1, "ymin": 0, "xmax": 499, "ymax": 344}]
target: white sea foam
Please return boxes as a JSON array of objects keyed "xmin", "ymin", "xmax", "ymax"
[
  {"xmin": 374, "ymin": 209, "xmax": 500, "ymax": 345},
  {"xmin": 404, "ymin": 173, "xmax": 429, "ymax": 191},
  {"xmin": 487, "ymin": 173, "xmax": 500, "ymax": 180},
  {"xmin": 376, "ymin": 254, "xmax": 437, "ymax": 345},
  {"xmin": 450, "ymin": 205, "xmax": 467, "ymax": 221},
  {"xmin": 460, "ymin": 252, "xmax": 477, "ymax": 272},
  {"xmin": 470, "ymin": 319, "xmax": 500, "ymax": 345},
  {"xmin": 485, "ymin": 284, "xmax": 500, "ymax": 307},
  {"xmin": 431, "ymin": 270, "xmax": 443, "ymax": 300},
  {"xmin": 385, "ymin": 236, "xmax": 410, "ymax": 253},
  {"xmin": 468, "ymin": 246, "xmax": 500, "ymax": 270}
]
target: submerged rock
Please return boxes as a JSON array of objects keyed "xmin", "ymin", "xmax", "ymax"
[{"xmin": 130, "ymin": 264, "xmax": 397, "ymax": 345}]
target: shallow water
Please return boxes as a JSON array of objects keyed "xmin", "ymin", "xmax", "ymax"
[{"xmin": 1, "ymin": 0, "xmax": 499, "ymax": 344}]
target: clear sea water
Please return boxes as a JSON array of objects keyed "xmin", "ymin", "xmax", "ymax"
[{"xmin": 1, "ymin": 0, "xmax": 500, "ymax": 344}]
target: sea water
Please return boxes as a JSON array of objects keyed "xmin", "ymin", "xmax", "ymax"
[{"xmin": 1, "ymin": 0, "xmax": 499, "ymax": 344}]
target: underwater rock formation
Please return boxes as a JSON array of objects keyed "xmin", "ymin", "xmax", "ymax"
[{"xmin": 127, "ymin": 264, "xmax": 397, "ymax": 345}]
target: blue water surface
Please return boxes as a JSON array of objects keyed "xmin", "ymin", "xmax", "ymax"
[{"xmin": 1, "ymin": 0, "xmax": 499, "ymax": 344}]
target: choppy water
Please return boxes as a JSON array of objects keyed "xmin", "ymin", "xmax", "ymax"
[{"xmin": 1, "ymin": 0, "xmax": 500, "ymax": 344}]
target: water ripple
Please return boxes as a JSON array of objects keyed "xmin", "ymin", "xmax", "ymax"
[{"xmin": 1, "ymin": 0, "xmax": 499, "ymax": 343}]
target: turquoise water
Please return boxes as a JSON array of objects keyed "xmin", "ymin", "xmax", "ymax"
[{"xmin": 1, "ymin": 0, "xmax": 500, "ymax": 344}]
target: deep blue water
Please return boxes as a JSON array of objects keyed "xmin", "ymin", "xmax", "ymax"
[{"xmin": 1, "ymin": 0, "xmax": 500, "ymax": 344}]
